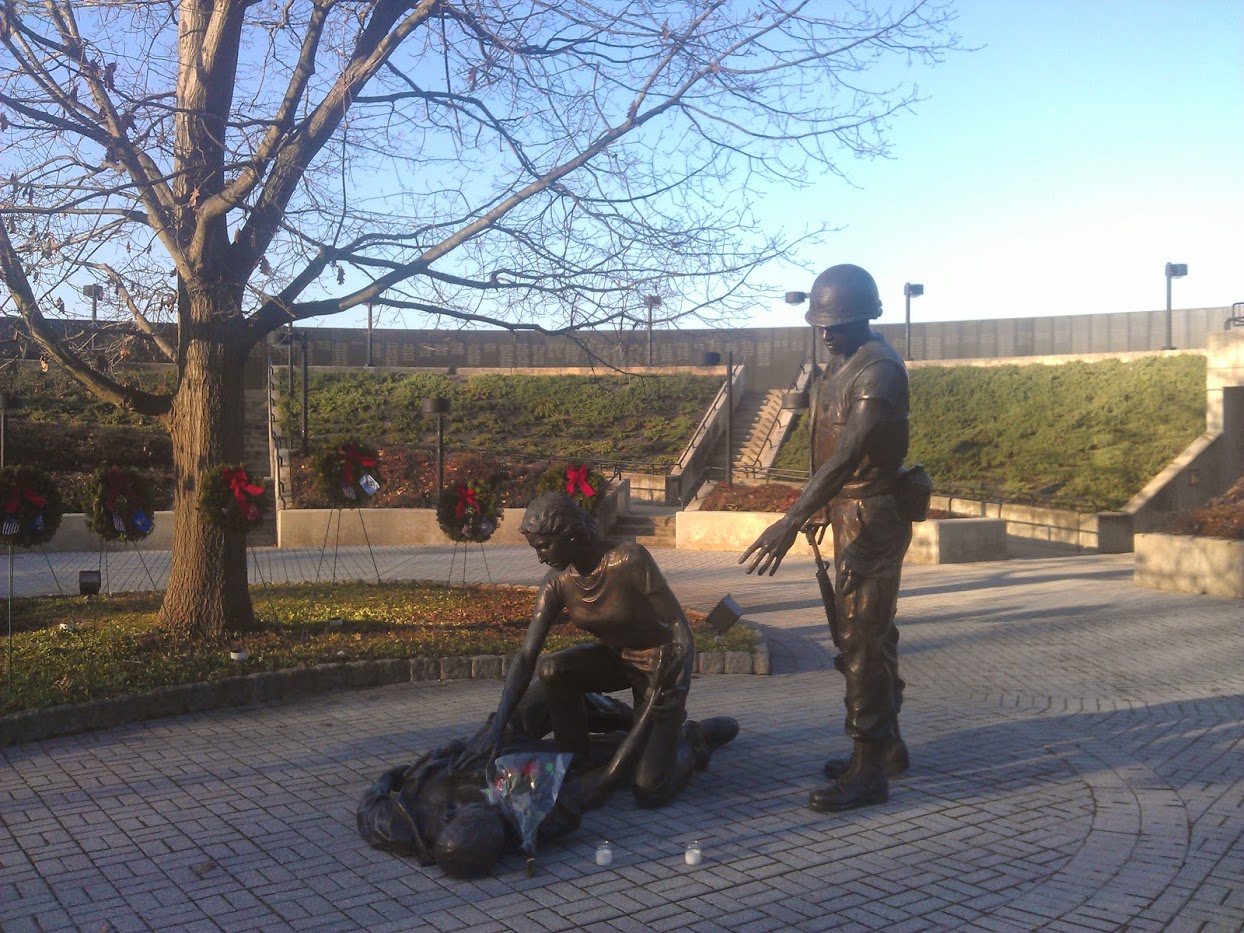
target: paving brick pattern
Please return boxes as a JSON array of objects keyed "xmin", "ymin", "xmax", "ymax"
[{"xmin": 2, "ymin": 544, "xmax": 1243, "ymax": 931}]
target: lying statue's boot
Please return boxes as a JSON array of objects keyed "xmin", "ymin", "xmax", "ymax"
[
  {"xmin": 686, "ymin": 717, "xmax": 740, "ymax": 769},
  {"xmin": 808, "ymin": 740, "xmax": 889, "ymax": 813},
  {"xmin": 823, "ymin": 730, "xmax": 908, "ymax": 779}
]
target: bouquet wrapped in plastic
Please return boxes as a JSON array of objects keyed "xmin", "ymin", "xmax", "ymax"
[{"xmin": 486, "ymin": 751, "xmax": 573, "ymax": 876}]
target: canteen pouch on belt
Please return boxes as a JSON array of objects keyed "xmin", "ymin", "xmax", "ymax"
[{"xmin": 897, "ymin": 464, "xmax": 932, "ymax": 522}]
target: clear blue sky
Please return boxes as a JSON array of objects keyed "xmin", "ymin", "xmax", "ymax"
[
  {"xmin": 756, "ymin": 0, "xmax": 1243, "ymax": 330},
  {"xmin": 310, "ymin": 1, "xmax": 1241, "ymax": 333}
]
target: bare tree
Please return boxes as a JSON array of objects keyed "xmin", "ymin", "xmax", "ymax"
[{"xmin": 0, "ymin": 0, "xmax": 958, "ymax": 639}]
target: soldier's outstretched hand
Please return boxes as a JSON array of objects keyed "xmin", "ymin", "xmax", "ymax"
[{"xmin": 739, "ymin": 515, "xmax": 801, "ymax": 576}]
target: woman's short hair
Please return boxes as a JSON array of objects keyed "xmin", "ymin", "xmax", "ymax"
[{"xmin": 518, "ymin": 492, "xmax": 598, "ymax": 539}]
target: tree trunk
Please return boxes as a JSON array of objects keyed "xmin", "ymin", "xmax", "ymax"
[{"xmin": 157, "ymin": 331, "xmax": 256, "ymax": 641}]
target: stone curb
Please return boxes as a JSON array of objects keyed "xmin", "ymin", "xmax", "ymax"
[{"xmin": 0, "ymin": 629, "xmax": 768, "ymax": 748}]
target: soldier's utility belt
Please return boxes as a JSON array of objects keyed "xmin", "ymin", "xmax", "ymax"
[{"xmin": 837, "ymin": 464, "xmax": 932, "ymax": 522}]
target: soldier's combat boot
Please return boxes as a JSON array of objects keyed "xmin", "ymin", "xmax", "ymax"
[
  {"xmin": 808, "ymin": 740, "xmax": 889, "ymax": 812},
  {"xmin": 823, "ymin": 729, "xmax": 908, "ymax": 779}
]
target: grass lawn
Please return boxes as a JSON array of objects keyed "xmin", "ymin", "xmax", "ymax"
[{"xmin": 0, "ymin": 581, "xmax": 756, "ymax": 716}]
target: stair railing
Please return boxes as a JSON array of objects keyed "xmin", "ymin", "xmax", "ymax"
[
  {"xmin": 744, "ymin": 356, "xmax": 815, "ymax": 479},
  {"xmin": 666, "ymin": 357, "xmax": 747, "ymax": 506}
]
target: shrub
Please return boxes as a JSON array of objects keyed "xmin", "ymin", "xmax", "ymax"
[
  {"xmin": 699, "ymin": 483, "xmax": 801, "ymax": 513},
  {"xmin": 1168, "ymin": 474, "xmax": 1244, "ymax": 540}
]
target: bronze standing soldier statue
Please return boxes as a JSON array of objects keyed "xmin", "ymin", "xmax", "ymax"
[{"xmin": 742, "ymin": 263, "xmax": 926, "ymax": 812}]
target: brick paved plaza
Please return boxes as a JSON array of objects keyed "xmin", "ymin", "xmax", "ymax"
[{"xmin": 2, "ymin": 543, "xmax": 1242, "ymax": 932}]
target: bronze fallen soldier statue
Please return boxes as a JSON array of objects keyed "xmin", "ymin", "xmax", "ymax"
[{"xmin": 357, "ymin": 685, "xmax": 738, "ymax": 877}]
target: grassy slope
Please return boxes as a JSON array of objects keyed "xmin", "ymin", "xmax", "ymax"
[
  {"xmin": 773, "ymin": 354, "xmax": 1206, "ymax": 510},
  {"xmin": 7, "ymin": 356, "xmax": 1208, "ymax": 513},
  {"xmin": 281, "ymin": 371, "xmax": 719, "ymax": 463}
]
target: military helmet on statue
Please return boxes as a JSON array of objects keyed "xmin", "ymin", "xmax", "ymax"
[{"xmin": 805, "ymin": 264, "xmax": 882, "ymax": 327}]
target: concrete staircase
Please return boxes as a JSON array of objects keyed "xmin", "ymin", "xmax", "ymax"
[
  {"xmin": 606, "ymin": 503, "xmax": 678, "ymax": 549},
  {"xmin": 729, "ymin": 388, "xmax": 785, "ymax": 484}
]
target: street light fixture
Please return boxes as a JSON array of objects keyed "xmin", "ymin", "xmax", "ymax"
[
  {"xmin": 1163, "ymin": 262, "xmax": 1188, "ymax": 350},
  {"xmin": 903, "ymin": 283, "xmax": 924, "ymax": 361},
  {"xmin": 785, "ymin": 289, "xmax": 816, "ymax": 376},
  {"xmin": 423, "ymin": 397, "xmax": 450, "ymax": 496},
  {"xmin": 82, "ymin": 283, "xmax": 104, "ymax": 351},
  {"xmin": 643, "ymin": 295, "xmax": 662, "ymax": 366}
]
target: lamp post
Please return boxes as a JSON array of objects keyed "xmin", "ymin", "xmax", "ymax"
[
  {"xmin": 1163, "ymin": 262, "xmax": 1187, "ymax": 350},
  {"xmin": 366, "ymin": 301, "xmax": 374, "ymax": 367},
  {"xmin": 0, "ymin": 392, "xmax": 20, "ymax": 468},
  {"xmin": 643, "ymin": 295, "xmax": 662, "ymax": 366},
  {"xmin": 82, "ymin": 283, "xmax": 104, "ymax": 351},
  {"xmin": 423, "ymin": 397, "xmax": 450, "ymax": 495},
  {"xmin": 903, "ymin": 283, "xmax": 924, "ymax": 361},
  {"xmin": 724, "ymin": 350, "xmax": 734, "ymax": 487},
  {"xmin": 785, "ymin": 289, "xmax": 814, "ymax": 376}
]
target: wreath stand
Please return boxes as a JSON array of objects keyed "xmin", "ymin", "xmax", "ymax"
[
  {"xmin": 4, "ymin": 545, "xmax": 12, "ymax": 704},
  {"xmin": 97, "ymin": 537, "xmax": 159, "ymax": 595},
  {"xmin": 4, "ymin": 545, "xmax": 66, "ymax": 704},
  {"xmin": 446, "ymin": 539, "xmax": 493, "ymax": 586},
  {"xmin": 315, "ymin": 507, "xmax": 382, "ymax": 584}
]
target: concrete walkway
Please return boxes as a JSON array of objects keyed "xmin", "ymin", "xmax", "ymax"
[{"xmin": 2, "ymin": 543, "xmax": 1242, "ymax": 932}]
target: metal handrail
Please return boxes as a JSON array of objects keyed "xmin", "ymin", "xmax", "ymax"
[
  {"xmin": 740, "ymin": 355, "xmax": 815, "ymax": 477},
  {"xmin": 1227, "ymin": 302, "xmax": 1244, "ymax": 330},
  {"xmin": 934, "ymin": 483, "xmax": 1102, "ymax": 515},
  {"xmin": 672, "ymin": 360, "xmax": 742, "ymax": 474}
]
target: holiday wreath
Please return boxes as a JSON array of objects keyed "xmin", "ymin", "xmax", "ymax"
[
  {"xmin": 0, "ymin": 465, "xmax": 64, "ymax": 548},
  {"xmin": 313, "ymin": 438, "xmax": 382, "ymax": 507},
  {"xmin": 86, "ymin": 465, "xmax": 155, "ymax": 542},
  {"xmin": 536, "ymin": 462, "xmax": 609, "ymax": 514},
  {"xmin": 436, "ymin": 478, "xmax": 503, "ymax": 543},
  {"xmin": 198, "ymin": 464, "xmax": 267, "ymax": 533}
]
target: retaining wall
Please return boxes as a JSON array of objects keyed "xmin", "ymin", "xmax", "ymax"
[
  {"xmin": 1134, "ymin": 532, "xmax": 1244, "ymax": 598},
  {"xmin": 675, "ymin": 510, "xmax": 1008, "ymax": 563}
]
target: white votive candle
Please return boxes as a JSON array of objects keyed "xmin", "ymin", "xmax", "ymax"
[
  {"xmin": 684, "ymin": 843, "xmax": 702, "ymax": 866},
  {"xmin": 595, "ymin": 842, "xmax": 613, "ymax": 866}
]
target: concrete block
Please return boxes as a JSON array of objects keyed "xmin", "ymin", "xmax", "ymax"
[
  {"xmin": 279, "ymin": 665, "xmax": 319, "ymax": 697},
  {"xmin": 218, "ymin": 675, "xmax": 259, "ymax": 707},
  {"xmin": 247, "ymin": 672, "xmax": 284, "ymax": 704},
  {"xmin": 346, "ymin": 661, "xmax": 380, "ymax": 689},
  {"xmin": 471, "ymin": 655, "xmax": 503, "ymax": 679},
  {"xmin": 908, "ymin": 518, "xmax": 1008, "ymax": 564},
  {"xmin": 374, "ymin": 658, "xmax": 411, "ymax": 685},
  {"xmin": 1095, "ymin": 512, "xmax": 1134, "ymax": 553},
  {"xmin": 411, "ymin": 657, "xmax": 439, "ymax": 681},
  {"xmin": 753, "ymin": 637, "xmax": 771, "ymax": 676},
  {"xmin": 724, "ymin": 651, "xmax": 753, "ymax": 674},
  {"xmin": 314, "ymin": 664, "xmax": 349, "ymax": 692},
  {"xmin": 440, "ymin": 657, "xmax": 471, "ymax": 681},
  {"xmin": 698, "ymin": 652, "xmax": 724, "ymax": 674},
  {"xmin": 1135, "ymin": 533, "xmax": 1244, "ymax": 598}
]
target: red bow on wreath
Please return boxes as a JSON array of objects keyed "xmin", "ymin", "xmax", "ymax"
[
  {"xmin": 224, "ymin": 468, "xmax": 264, "ymax": 521},
  {"xmin": 454, "ymin": 484, "xmax": 479, "ymax": 520},
  {"xmin": 5, "ymin": 486, "xmax": 46, "ymax": 513},
  {"xmin": 105, "ymin": 465, "xmax": 131, "ymax": 511},
  {"xmin": 565, "ymin": 465, "xmax": 595, "ymax": 498},
  {"xmin": 336, "ymin": 446, "xmax": 377, "ymax": 485}
]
